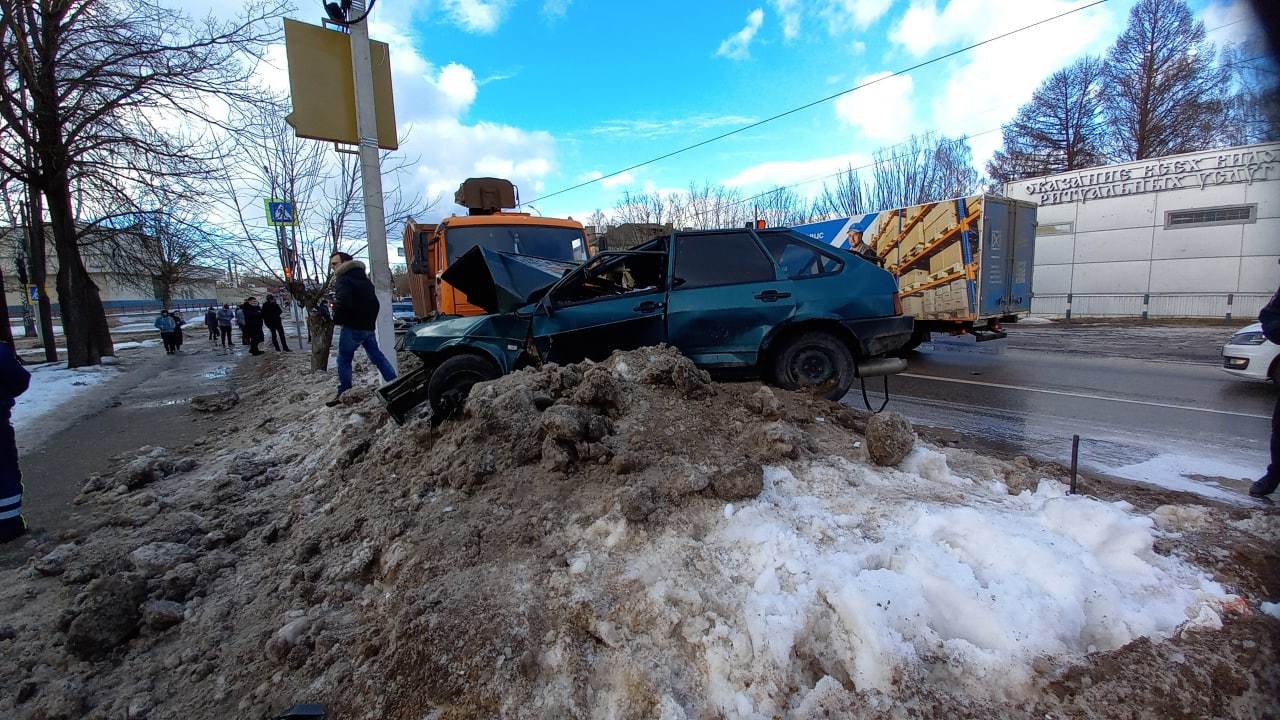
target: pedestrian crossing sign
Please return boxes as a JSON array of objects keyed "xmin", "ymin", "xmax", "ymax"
[{"xmin": 265, "ymin": 199, "xmax": 298, "ymax": 227}]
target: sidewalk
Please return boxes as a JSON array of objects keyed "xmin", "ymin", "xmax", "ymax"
[{"xmin": 1, "ymin": 336, "xmax": 261, "ymax": 567}]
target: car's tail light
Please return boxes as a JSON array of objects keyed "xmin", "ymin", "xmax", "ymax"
[{"xmin": 893, "ymin": 292, "xmax": 903, "ymax": 316}]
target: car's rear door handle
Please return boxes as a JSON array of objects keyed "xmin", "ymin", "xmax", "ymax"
[
  {"xmin": 753, "ymin": 290, "xmax": 791, "ymax": 302},
  {"xmin": 633, "ymin": 300, "xmax": 665, "ymax": 313}
]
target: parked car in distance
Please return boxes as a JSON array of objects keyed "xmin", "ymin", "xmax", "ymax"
[
  {"xmin": 383, "ymin": 227, "xmax": 914, "ymax": 421},
  {"xmin": 392, "ymin": 301, "xmax": 416, "ymax": 321},
  {"xmin": 1222, "ymin": 322, "xmax": 1279, "ymax": 381}
]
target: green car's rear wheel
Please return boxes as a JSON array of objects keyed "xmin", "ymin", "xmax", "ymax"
[
  {"xmin": 771, "ymin": 331, "xmax": 855, "ymax": 400},
  {"xmin": 427, "ymin": 354, "xmax": 500, "ymax": 421}
]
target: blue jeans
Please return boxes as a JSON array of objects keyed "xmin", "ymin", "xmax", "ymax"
[{"xmin": 336, "ymin": 327, "xmax": 396, "ymax": 393}]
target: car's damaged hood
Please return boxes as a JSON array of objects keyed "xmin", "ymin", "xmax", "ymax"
[{"xmin": 441, "ymin": 246, "xmax": 579, "ymax": 314}]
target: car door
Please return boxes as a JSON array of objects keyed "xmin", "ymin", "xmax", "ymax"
[
  {"xmin": 532, "ymin": 250, "xmax": 668, "ymax": 364},
  {"xmin": 664, "ymin": 231, "xmax": 795, "ymax": 367}
]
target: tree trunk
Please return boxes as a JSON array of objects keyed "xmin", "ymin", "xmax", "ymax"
[
  {"xmin": 25, "ymin": 188, "xmax": 57, "ymax": 361},
  {"xmin": 306, "ymin": 309, "xmax": 334, "ymax": 372},
  {"xmin": 45, "ymin": 179, "xmax": 113, "ymax": 367},
  {"xmin": 0, "ymin": 269, "xmax": 13, "ymax": 346}
]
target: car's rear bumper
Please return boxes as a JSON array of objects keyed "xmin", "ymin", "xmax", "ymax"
[
  {"xmin": 1221, "ymin": 343, "xmax": 1276, "ymax": 381},
  {"xmin": 843, "ymin": 315, "xmax": 915, "ymax": 357}
]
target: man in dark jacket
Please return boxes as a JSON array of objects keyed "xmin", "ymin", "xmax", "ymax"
[
  {"xmin": 204, "ymin": 306, "xmax": 218, "ymax": 342},
  {"xmin": 1251, "ymin": 287, "xmax": 1280, "ymax": 499},
  {"xmin": 262, "ymin": 295, "xmax": 291, "ymax": 352},
  {"xmin": 240, "ymin": 297, "xmax": 265, "ymax": 356},
  {"xmin": 0, "ymin": 342, "xmax": 31, "ymax": 542},
  {"xmin": 327, "ymin": 252, "xmax": 396, "ymax": 405}
]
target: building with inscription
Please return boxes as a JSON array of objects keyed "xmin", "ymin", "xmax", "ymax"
[{"xmin": 1003, "ymin": 141, "xmax": 1279, "ymax": 319}]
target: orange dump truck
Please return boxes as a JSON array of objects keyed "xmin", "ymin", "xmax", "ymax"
[{"xmin": 402, "ymin": 177, "xmax": 588, "ymax": 318}]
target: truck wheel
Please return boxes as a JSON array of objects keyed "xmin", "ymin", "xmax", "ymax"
[
  {"xmin": 427, "ymin": 354, "xmax": 500, "ymax": 421},
  {"xmin": 771, "ymin": 331, "xmax": 855, "ymax": 400}
]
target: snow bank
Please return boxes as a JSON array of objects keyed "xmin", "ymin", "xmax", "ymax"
[
  {"xmin": 1112, "ymin": 453, "xmax": 1256, "ymax": 503},
  {"xmin": 11, "ymin": 363, "xmax": 116, "ymax": 431},
  {"xmin": 601, "ymin": 448, "xmax": 1228, "ymax": 715}
]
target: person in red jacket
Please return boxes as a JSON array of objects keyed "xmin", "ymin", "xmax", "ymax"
[
  {"xmin": 1251, "ymin": 287, "xmax": 1280, "ymax": 499},
  {"xmin": 0, "ymin": 341, "xmax": 31, "ymax": 542}
]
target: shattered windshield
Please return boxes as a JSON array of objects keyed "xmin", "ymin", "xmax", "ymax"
[
  {"xmin": 551, "ymin": 251, "xmax": 666, "ymax": 305},
  {"xmin": 445, "ymin": 225, "xmax": 582, "ymax": 264}
]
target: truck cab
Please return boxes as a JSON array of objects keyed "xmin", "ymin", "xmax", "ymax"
[{"xmin": 402, "ymin": 178, "xmax": 588, "ymax": 319}]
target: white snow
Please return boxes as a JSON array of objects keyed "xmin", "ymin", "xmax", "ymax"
[
  {"xmin": 11, "ymin": 363, "xmax": 117, "ymax": 432},
  {"xmin": 1111, "ymin": 454, "xmax": 1257, "ymax": 503},
  {"xmin": 1016, "ymin": 316, "xmax": 1055, "ymax": 325},
  {"xmin": 16, "ymin": 338, "xmax": 161, "ymax": 357},
  {"xmin": 593, "ymin": 448, "xmax": 1230, "ymax": 715},
  {"xmin": 9, "ymin": 323, "xmax": 62, "ymax": 335},
  {"xmin": 1261, "ymin": 602, "xmax": 1280, "ymax": 620}
]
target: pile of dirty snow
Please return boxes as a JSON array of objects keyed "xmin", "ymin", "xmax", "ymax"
[{"xmin": 0, "ymin": 346, "xmax": 1274, "ymax": 720}]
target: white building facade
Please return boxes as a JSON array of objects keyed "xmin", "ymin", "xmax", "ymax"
[{"xmin": 1004, "ymin": 142, "xmax": 1280, "ymax": 320}]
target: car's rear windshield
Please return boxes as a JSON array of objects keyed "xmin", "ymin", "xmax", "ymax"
[{"xmin": 446, "ymin": 225, "xmax": 582, "ymax": 264}]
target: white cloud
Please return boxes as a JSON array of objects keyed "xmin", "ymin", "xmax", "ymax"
[
  {"xmin": 441, "ymin": 0, "xmax": 511, "ymax": 34},
  {"xmin": 882, "ymin": 0, "xmax": 1117, "ymax": 168},
  {"xmin": 578, "ymin": 170, "xmax": 605, "ymax": 182},
  {"xmin": 770, "ymin": 0, "xmax": 803, "ymax": 40},
  {"xmin": 358, "ymin": 19, "xmax": 557, "ymax": 218},
  {"xmin": 722, "ymin": 152, "xmax": 871, "ymax": 190},
  {"xmin": 588, "ymin": 114, "xmax": 758, "ymax": 139},
  {"xmin": 717, "ymin": 8, "xmax": 766, "ymax": 60},
  {"xmin": 435, "ymin": 63, "xmax": 478, "ymax": 111},
  {"xmin": 601, "ymin": 171, "xmax": 635, "ymax": 189},
  {"xmin": 818, "ymin": 0, "xmax": 895, "ymax": 33},
  {"xmin": 835, "ymin": 71, "xmax": 915, "ymax": 142},
  {"xmin": 542, "ymin": 0, "xmax": 572, "ymax": 20},
  {"xmin": 1201, "ymin": 0, "xmax": 1262, "ymax": 48}
]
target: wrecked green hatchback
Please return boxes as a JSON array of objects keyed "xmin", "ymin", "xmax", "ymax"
[{"xmin": 380, "ymin": 228, "xmax": 913, "ymax": 423}]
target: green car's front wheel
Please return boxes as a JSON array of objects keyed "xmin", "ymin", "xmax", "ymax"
[
  {"xmin": 771, "ymin": 331, "xmax": 855, "ymax": 400},
  {"xmin": 427, "ymin": 354, "xmax": 501, "ymax": 421}
]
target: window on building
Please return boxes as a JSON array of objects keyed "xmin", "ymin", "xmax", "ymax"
[
  {"xmin": 1165, "ymin": 204, "xmax": 1256, "ymax": 229},
  {"xmin": 1036, "ymin": 222, "xmax": 1074, "ymax": 237},
  {"xmin": 673, "ymin": 232, "xmax": 775, "ymax": 289}
]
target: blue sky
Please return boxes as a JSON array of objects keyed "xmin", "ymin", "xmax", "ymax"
[{"xmin": 171, "ymin": 0, "xmax": 1264, "ymax": 223}]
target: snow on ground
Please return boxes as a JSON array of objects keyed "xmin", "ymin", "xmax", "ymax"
[
  {"xmin": 16, "ymin": 339, "xmax": 161, "ymax": 357},
  {"xmin": 9, "ymin": 323, "xmax": 62, "ymax": 335},
  {"xmin": 581, "ymin": 448, "xmax": 1231, "ymax": 714},
  {"xmin": 1111, "ymin": 454, "xmax": 1258, "ymax": 504},
  {"xmin": 1015, "ymin": 316, "xmax": 1055, "ymax": 325},
  {"xmin": 11, "ymin": 363, "xmax": 117, "ymax": 432},
  {"xmin": 1262, "ymin": 602, "xmax": 1280, "ymax": 620}
]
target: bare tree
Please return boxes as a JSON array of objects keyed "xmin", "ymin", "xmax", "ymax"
[
  {"xmin": 988, "ymin": 57, "xmax": 1107, "ymax": 183},
  {"xmin": 106, "ymin": 210, "xmax": 225, "ymax": 312},
  {"xmin": 0, "ymin": 0, "xmax": 284, "ymax": 367},
  {"xmin": 871, "ymin": 133, "xmax": 978, "ymax": 209},
  {"xmin": 1220, "ymin": 45, "xmax": 1280, "ymax": 146},
  {"xmin": 1102, "ymin": 0, "xmax": 1228, "ymax": 161},
  {"xmin": 814, "ymin": 166, "xmax": 869, "ymax": 218},
  {"xmin": 213, "ymin": 111, "xmax": 434, "ymax": 371}
]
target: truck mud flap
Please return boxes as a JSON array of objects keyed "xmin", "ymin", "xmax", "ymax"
[{"xmin": 376, "ymin": 364, "xmax": 432, "ymax": 425}]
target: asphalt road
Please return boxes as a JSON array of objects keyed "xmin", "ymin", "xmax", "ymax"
[{"xmin": 850, "ymin": 329, "xmax": 1275, "ymax": 503}]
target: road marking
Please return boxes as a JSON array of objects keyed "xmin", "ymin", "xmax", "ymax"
[{"xmin": 899, "ymin": 372, "xmax": 1273, "ymax": 420}]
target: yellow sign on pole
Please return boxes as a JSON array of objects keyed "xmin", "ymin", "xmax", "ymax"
[{"xmin": 283, "ymin": 18, "xmax": 398, "ymax": 150}]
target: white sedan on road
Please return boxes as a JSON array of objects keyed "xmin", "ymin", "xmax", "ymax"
[{"xmin": 1222, "ymin": 323, "xmax": 1278, "ymax": 381}]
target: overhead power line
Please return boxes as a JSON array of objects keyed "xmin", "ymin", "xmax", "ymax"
[
  {"xmin": 685, "ymin": 126, "xmax": 1005, "ymax": 220},
  {"xmin": 521, "ymin": 0, "xmax": 1112, "ymax": 207}
]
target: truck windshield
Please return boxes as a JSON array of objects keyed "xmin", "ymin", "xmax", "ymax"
[{"xmin": 446, "ymin": 225, "xmax": 582, "ymax": 265}]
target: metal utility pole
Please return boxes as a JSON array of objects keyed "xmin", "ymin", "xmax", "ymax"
[{"xmin": 347, "ymin": 0, "xmax": 396, "ymax": 373}]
